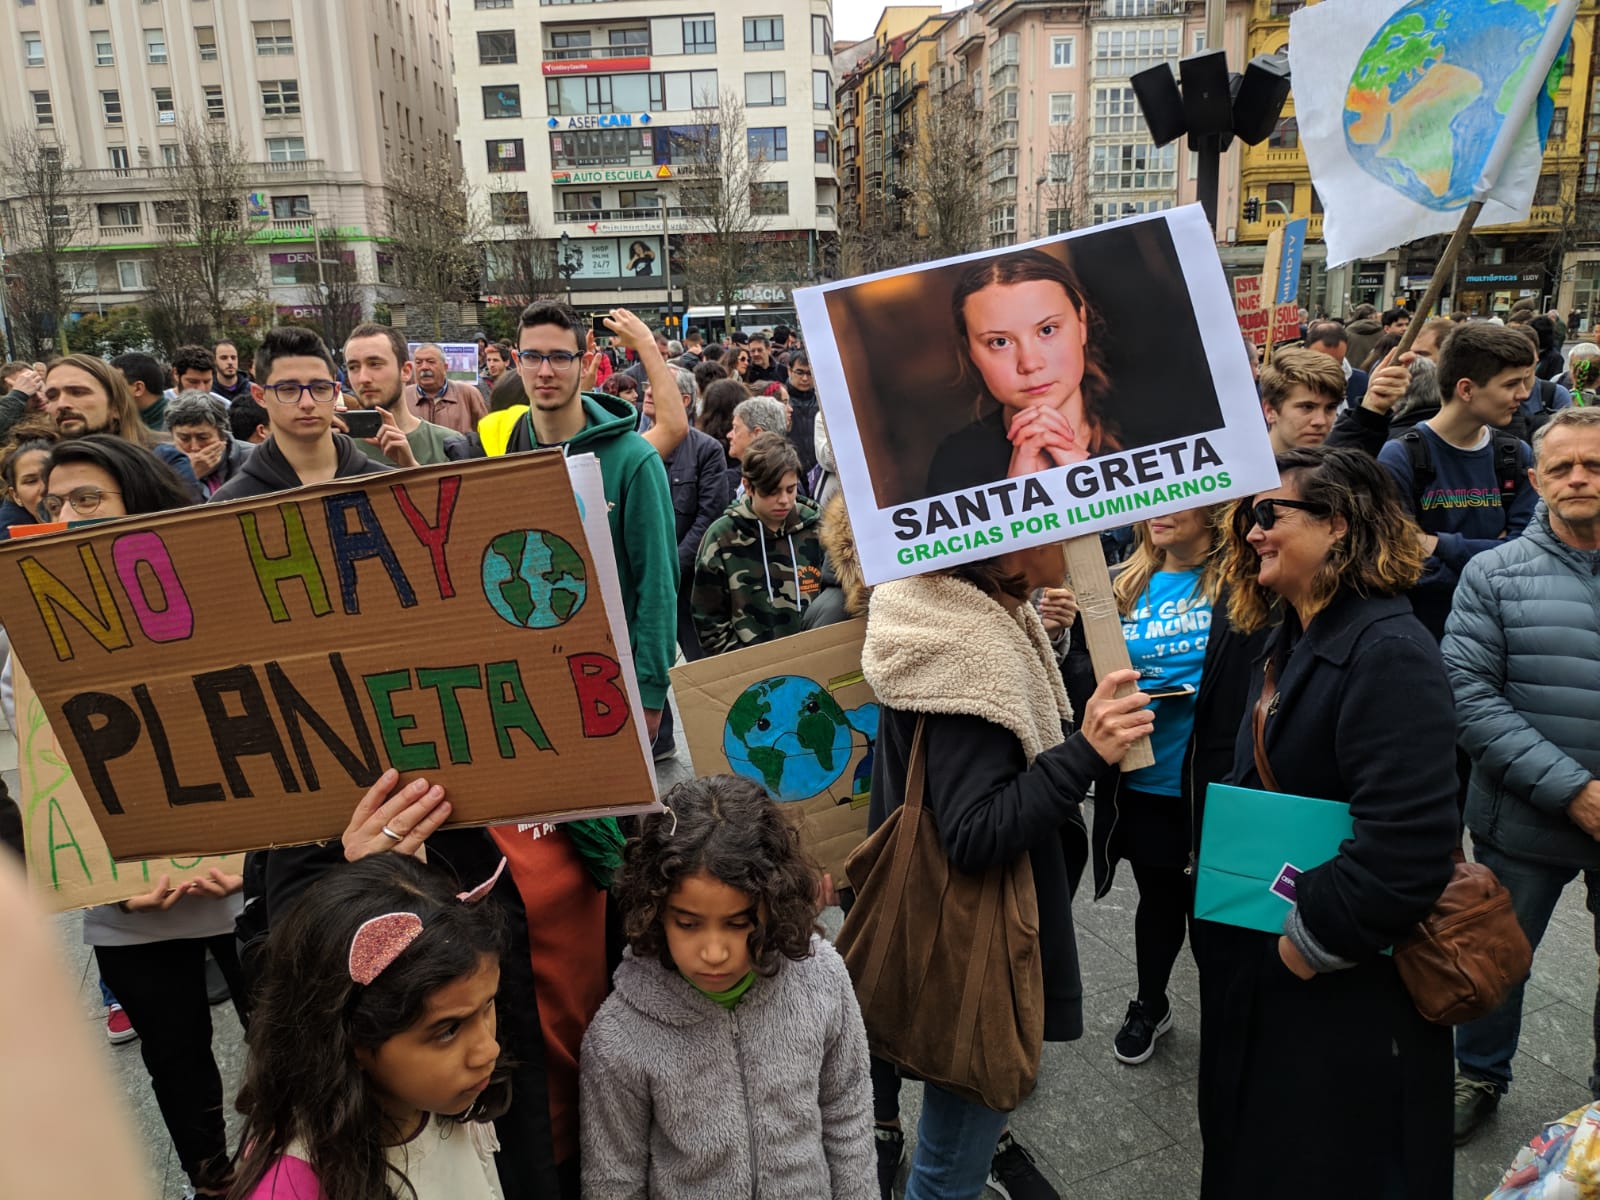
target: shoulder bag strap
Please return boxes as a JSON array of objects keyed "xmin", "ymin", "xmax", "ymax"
[
  {"xmin": 1252, "ymin": 658, "xmax": 1281, "ymax": 793},
  {"xmin": 855, "ymin": 715, "xmax": 928, "ymax": 1000}
]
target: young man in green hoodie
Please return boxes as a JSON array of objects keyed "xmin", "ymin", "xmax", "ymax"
[
  {"xmin": 691, "ymin": 432, "xmax": 824, "ymax": 656},
  {"xmin": 475, "ymin": 299, "xmax": 678, "ymax": 744}
]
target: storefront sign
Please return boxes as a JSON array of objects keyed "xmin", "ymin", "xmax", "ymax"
[
  {"xmin": 1460, "ymin": 264, "xmax": 1544, "ymax": 288},
  {"xmin": 552, "ymin": 167, "xmax": 664, "ymax": 184},
  {"xmin": 542, "ymin": 57, "xmax": 650, "ymax": 77},
  {"xmin": 548, "ymin": 114, "xmax": 653, "ymax": 130}
]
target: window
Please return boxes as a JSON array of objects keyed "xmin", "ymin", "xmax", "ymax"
[
  {"xmin": 1046, "ymin": 208, "xmax": 1073, "ymax": 235},
  {"xmin": 745, "ymin": 72, "xmax": 785, "ymax": 107},
  {"xmin": 683, "ymin": 16, "xmax": 715, "ymax": 54},
  {"xmin": 1551, "ymin": 107, "xmax": 1568, "ymax": 141},
  {"xmin": 108, "ymin": 146, "xmax": 130, "ymax": 173},
  {"xmin": 748, "ymin": 126, "xmax": 788, "ymax": 161},
  {"xmin": 989, "ymin": 203, "xmax": 1017, "ymax": 243},
  {"xmin": 483, "ymin": 84, "xmax": 521, "ymax": 119},
  {"xmin": 744, "ymin": 16, "xmax": 783, "ymax": 51},
  {"xmin": 196, "ymin": 26, "xmax": 217, "ymax": 61},
  {"xmin": 1091, "ymin": 197, "xmax": 1171, "ymax": 224},
  {"xmin": 1268, "ymin": 115, "xmax": 1298, "ymax": 149},
  {"xmin": 993, "ymin": 32, "xmax": 1020, "ymax": 67},
  {"xmin": 1049, "ymin": 92, "xmax": 1075, "ymax": 125},
  {"xmin": 153, "ymin": 199, "xmax": 187, "ymax": 228},
  {"xmin": 475, "ymin": 0, "xmax": 513, "ymax": 6},
  {"xmin": 814, "ymin": 128, "xmax": 832, "ymax": 164},
  {"xmin": 1090, "ymin": 142, "xmax": 1176, "ymax": 191},
  {"xmin": 478, "ymin": 30, "xmax": 516, "ymax": 65},
  {"xmin": 92, "ymin": 30, "xmax": 113, "ymax": 66},
  {"xmin": 548, "ymin": 126, "xmax": 659, "ymax": 167},
  {"xmin": 1051, "ymin": 36, "xmax": 1075, "ymax": 68},
  {"xmin": 101, "ymin": 89, "xmax": 123, "ymax": 124},
  {"xmin": 609, "ymin": 28, "xmax": 649, "ymax": 49},
  {"xmin": 31, "ymin": 91, "xmax": 51, "ymax": 127},
  {"xmin": 561, "ymin": 191, "xmax": 601, "ymax": 211},
  {"xmin": 117, "ymin": 260, "xmax": 152, "ymax": 291},
  {"xmin": 161, "ymin": 143, "xmax": 179, "ymax": 166},
  {"xmin": 486, "ymin": 138, "xmax": 526, "ymax": 172},
  {"xmin": 489, "ymin": 191, "xmax": 529, "ymax": 224},
  {"xmin": 812, "ymin": 14, "xmax": 831, "ymax": 55},
  {"xmin": 144, "ymin": 28, "xmax": 166, "ymax": 64},
  {"xmin": 261, "ymin": 80, "xmax": 302, "ymax": 117},
  {"xmin": 204, "ymin": 85, "xmax": 225, "ymax": 120},
  {"xmin": 618, "ymin": 188, "xmax": 660, "ymax": 208},
  {"xmin": 254, "ymin": 19, "xmax": 294, "ymax": 56},
  {"xmin": 98, "ymin": 201, "xmax": 141, "ymax": 228},
  {"xmin": 153, "ymin": 86, "xmax": 175, "ymax": 123},
  {"xmin": 750, "ymin": 181, "xmax": 788, "ymax": 215},
  {"xmin": 1535, "ymin": 173, "xmax": 1560, "ymax": 205},
  {"xmin": 1266, "ymin": 181, "xmax": 1296, "ymax": 208},
  {"xmin": 813, "ymin": 70, "xmax": 831, "ymax": 110},
  {"xmin": 1093, "ymin": 87, "xmax": 1142, "ymax": 136},
  {"xmin": 1310, "ymin": 186, "xmax": 1324, "ymax": 214},
  {"xmin": 1049, "ymin": 152, "xmax": 1072, "ymax": 181},
  {"xmin": 271, "ymin": 195, "xmax": 311, "ymax": 218},
  {"xmin": 266, "ymin": 136, "xmax": 307, "ymax": 162},
  {"xmin": 1093, "ymin": 27, "xmax": 1180, "ymax": 77},
  {"xmin": 23, "ymin": 33, "xmax": 42, "ymax": 67}
]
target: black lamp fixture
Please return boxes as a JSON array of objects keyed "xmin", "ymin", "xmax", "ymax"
[{"xmin": 1130, "ymin": 50, "xmax": 1292, "ymax": 230}]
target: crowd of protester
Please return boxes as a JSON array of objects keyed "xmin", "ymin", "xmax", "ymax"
[{"xmin": 2, "ymin": 290, "xmax": 1599, "ymax": 1200}]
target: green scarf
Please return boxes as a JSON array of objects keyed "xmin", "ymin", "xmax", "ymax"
[
  {"xmin": 564, "ymin": 817, "xmax": 625, "ymax": 888},
  {"xmin": 687, "ymin": 970, "xmax": 756, "ymax": 1010}
]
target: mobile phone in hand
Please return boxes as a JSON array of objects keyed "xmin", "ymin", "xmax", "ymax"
[
  {"xmin": 342, "ymin": 409, "xmax": 383, "ymax": 438},
  {"xmin": 1139, "ymin": 683, "xmax": 1196, "ymax": 700},
  {"xmin": 593, "ymin": 314, "xmax": 611, "ymax": 335}
]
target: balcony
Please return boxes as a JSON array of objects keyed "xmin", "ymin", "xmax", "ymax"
[
  {"xmin": 97, "ymin": 222, "xmax": 144, "ymax": 237},
  {"xmin": 66, "ymin": 160, "xmax": 329, "ymax": 191},
  {"xmin": 892, "ymin": 81, "xmax": 921, "ymax": 110},
  {"xmin": 153, "ymin": 220, "xmax": 191, "ymax": 236},
  {"xmin": 542, "ymin": 42, "xmax": 650, "ymax": 61},
  {"xmin": 1098, "ymin": 0, "xmax": 1189, "ymax": 15},
  {"xmin": 552, "ymin": 205, "xmax": 709, "ymax": 225}
]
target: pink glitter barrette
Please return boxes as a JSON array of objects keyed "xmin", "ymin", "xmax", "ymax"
[{"xmin": 347, "ymin": 857, "xmax": 509, "ymax": 986}]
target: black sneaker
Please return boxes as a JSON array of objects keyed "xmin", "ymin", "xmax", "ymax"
[
  {"xmin": 987, "ymin": 1131, "xmax": 1059, "ymax": 1200},
  {"xmin": 1112, "ymin": 997, "xmax": 1173, "ymax": 1065},
  {"xmin": 873, "ymin": 1126, "xmax": 903, "ymax": 1200},
  {"xmin": 1453, "ymin": 1075, "xmax": 1501, "ymax": 1145}
]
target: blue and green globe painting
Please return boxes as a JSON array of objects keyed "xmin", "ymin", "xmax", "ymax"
[
  {"xmin": 1343, "ymin": 0, "xmax": 1565, "ymax": 211},
  {"xmin": 481, "ymin": 529, "xmax": 587, "ymax": 629},
  {"xmin": 724, "ymin": 675, "xmax": 879, "ymax": 803}
]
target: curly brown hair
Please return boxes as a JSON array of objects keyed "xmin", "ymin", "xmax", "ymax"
[
  {"xmin": 1220, "ymin": 445, "xmax": 1425, "ymax": 633},
  {"xmin": 615, "ymin": 774, "xmax": 820, "ymax": 977}
]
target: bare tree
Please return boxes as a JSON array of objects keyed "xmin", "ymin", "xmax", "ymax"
[
  {"xmin": 909, "ymin": 81, "xmax": 988, "ymax": 259},
  {"xmin": 1039, "ymin": 120, "xmax": 1092, "ymax": 238},
  {"xmin": 482, "ymin": 185, "xmax": 561, "ymax": 311},
  {"xmin": 141, "ymin": 249, "xmax": 211, "ymax": 358},
  {"xmin": 677, "ymin": 89, "xmax": 773, "ymax": 327},
  {"xmin": 163, "ymin": 119, "xmax": 259, "ymax": 336},
  {"xmin": 1, "ymin": 128, "xmax": 92, "ymax": 356},
  {"xmin": 299, "ymin": 227, "xmax": 364, "ymax": 351},
  {"xmin": 386, "ymin": 159, "xmax": 486, "ymax": 340}
]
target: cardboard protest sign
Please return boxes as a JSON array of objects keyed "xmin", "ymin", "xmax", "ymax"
[
  {"xmin": 0, "ymin": 455, "xmax": 656, "ymax": 862},
  {"xmin": 794, "ymin": 206, "xmax": 1277, "ymax": 585},
  {"xmin": 671, "ymin": 620, "xmax": 878, "ymax": 883},
  {"xmin": 15, "ymin": 664, "xmax": 247, "ymax": 913},
  {"xmin": 1235, "ymin": 275, "xmax": 1269, "ymax": 350}
]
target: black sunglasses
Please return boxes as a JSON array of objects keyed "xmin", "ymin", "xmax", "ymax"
[{"xmin": 1247, "ymin": 498, "xmax": 1329, "ymax": 530}]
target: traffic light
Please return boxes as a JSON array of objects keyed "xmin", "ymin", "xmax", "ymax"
[{"xmin": 1243, "ymin": 196, "xmax": 1261, "ymax": 222}]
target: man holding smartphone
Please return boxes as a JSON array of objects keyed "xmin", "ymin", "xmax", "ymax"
[{"xmin": 343, "ymin": 324, "xmax": 471, "ymax": 467}]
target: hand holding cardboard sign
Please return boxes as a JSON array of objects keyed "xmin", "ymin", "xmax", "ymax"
[
  {"xmin": 185, "ymin": 867, "xmax": 243, "ymax": 899},
  {"xmin": 1081, "ymin": 669, "xmax": 1155, "ymax": 765},
  {"xmin": 1362, "ymin": 350, "xmax": 1414, "ymax": 416},
  {"xmin": 343, "ymin": 768, "xmax": 452, "ymax": 861},
  {"xmin": 120, "ymin": 874, "xmax": 192, "ymax": 913},
  {"xmin": 1037, "ymin": 586, "xmax": 1079, "ymax": 636}
]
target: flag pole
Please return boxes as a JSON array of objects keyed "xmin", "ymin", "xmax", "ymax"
[{"xmin": 1392, "ymin": 199, "xmax": 1483, "ymax": 356}]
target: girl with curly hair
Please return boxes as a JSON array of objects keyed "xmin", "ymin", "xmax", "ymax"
[{"xmin": 580, "ymin": 774, "xmax": 876, "ymax": 1198}]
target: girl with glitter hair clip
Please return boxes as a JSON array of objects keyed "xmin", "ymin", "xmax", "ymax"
[{"xmin": 229, "ymin": 855, "xmax": 512, "ymax": 1200}]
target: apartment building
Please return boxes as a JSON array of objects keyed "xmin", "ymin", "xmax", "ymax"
[
  {"xmin": 837, "ymin": 0, "xmax": 1248, "ymax": 255},
  {"xmin": 0, "ymin": 0, "xmax": 456, "ymax": 324},
  {"xmin": 451, "ymin": 0, "xmax": 839, "ymax": 318}
]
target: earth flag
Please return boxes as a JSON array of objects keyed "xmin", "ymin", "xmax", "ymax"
[{"xmin": 1290, "ymin": 0, "xmax": 1578, "ymax": 266}]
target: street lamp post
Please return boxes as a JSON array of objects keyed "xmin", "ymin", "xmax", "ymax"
[{"xmin": 557, "ymin": 230, "xmax": 580, "ymax": 305}]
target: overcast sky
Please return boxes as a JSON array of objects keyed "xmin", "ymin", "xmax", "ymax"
[{"xmin": 831, "ymin": 0, "xmax": 968, "ymax": 42}]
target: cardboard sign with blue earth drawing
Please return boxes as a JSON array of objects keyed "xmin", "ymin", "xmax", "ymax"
[
  {"xmin": 793, "ymin": 206, "xmax": 1278, "ymax": 587},
  {"xmin": 671, "ymin": 619, "xmax": 880, "ymax": 882},
  {"xmin": 0, "ymin": 454, "xmax": 657, "ymax": 863}
]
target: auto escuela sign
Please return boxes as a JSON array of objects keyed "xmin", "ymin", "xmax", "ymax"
[{"xmin": 794, "ymin": 206, "xmax": 1278, "ymax": 585}]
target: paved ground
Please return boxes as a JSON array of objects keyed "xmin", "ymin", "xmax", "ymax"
[{"xmin": 40, "ymin": 720, "xmax": 1600, "ymax": 1199}]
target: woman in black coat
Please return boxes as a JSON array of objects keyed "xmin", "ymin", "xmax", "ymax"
[{"xmin": 1196, "ymin": 446, "xmax": 1459, "ymax": 1199}]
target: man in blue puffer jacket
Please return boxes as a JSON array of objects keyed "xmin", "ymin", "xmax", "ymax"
[{"xmin": 1442, "ymin": 407, "xmax": 1600, "ymax": 1147}]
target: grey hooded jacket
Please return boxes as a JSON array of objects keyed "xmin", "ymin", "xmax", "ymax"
[
  {"xmin": 1442, "ymin": 503, "xmax": 1600, "ymax": 868},
  {"xmin": 579, "ymin": 937, "xmax": 875, "ymax": 1200}
]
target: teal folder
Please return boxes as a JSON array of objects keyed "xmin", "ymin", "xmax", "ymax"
[{"xmin": 1193, "ymin": 783, "xmax": 1354, "ymax": 935}]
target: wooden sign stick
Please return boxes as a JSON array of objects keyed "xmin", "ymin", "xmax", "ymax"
[{"xmin": 1065, "ymin": 535, "xmax": 1154, "ymax": 772}]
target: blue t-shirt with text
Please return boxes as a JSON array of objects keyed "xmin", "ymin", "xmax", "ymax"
[{"xmin": 1120, "ymin": 567, "xmax": 1210, "ymax": 797}]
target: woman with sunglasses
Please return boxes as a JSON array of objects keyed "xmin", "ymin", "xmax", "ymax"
[{"xmin": 1196, "ymin": 445, "xmax": 1459, "ymax": 1199}]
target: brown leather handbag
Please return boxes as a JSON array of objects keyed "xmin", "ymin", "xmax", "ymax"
[
  {"xmin": 1254, "ymin": 660, "xmax": 1531, "ymax": 1026},
  {"xmin": 834, "ymin": 716, "xmax": 1044, "ymax": 1111}
]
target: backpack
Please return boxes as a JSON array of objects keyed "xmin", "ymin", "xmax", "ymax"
[{"xmin": 1399, "ymin": 427, "xmax": 1527, "ymax": 534}]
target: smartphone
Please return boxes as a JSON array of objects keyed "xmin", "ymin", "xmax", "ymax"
[
  {"xmin": 1139, "ymin": 683, "xmax": 1196, "ymax": 700},
  {"xmin": 342, "ymin": 409, "xmax": 383, "ymax": 438},
  {"xmin": 593, "ymin": 314, "xmax": 611, "ymax": 334}
]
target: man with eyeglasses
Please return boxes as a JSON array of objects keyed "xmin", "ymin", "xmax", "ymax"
[
  {"xmin": 404, "ymin": 342, "xmax": 488, "ymax": 436},
  {"xmin": 210, "ymin": 325, "xmax": 395, "ymax": 502}
]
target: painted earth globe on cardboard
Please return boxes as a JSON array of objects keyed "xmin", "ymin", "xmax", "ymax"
[
  {"xmin": 481, "ymin": 529, "xmax": 588, "ymax": 629},
  {"xmin": 1343, "ymin": 0, "xmax": 1559, "ymax": 212},
  {"xmin": 723, "ymin": 675, "xmax": 868, "ymax": 802}
]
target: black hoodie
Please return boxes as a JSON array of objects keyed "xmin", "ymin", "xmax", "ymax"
[{"xmin": 207, "ymin": 431, "xmax": 390, "ymax": 502}]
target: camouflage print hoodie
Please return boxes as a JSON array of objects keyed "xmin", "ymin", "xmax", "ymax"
[{"xmin": 691, "ymin": 493, "xmax": 825, "ymax": 655}]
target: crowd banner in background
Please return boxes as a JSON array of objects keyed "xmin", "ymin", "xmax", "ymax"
[
  {"xmin": 0, "ymin": 455, "xmax": 657, "ymax": 863},
  {"xmin": 794, "ymin": 206, "xmax": 1278, "ymax": 586},
  {"xmin": 408, "ymin": 341, "xmax": 481, "ymax": 382},
  {"xmin": 672, "ymin": 619, "xmax": 878, "ymax": 884}
]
